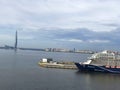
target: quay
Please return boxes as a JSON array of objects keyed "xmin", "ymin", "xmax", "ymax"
[{"xmin": 38, "ymin": 58, "xmax": 77, "ymax": 70}]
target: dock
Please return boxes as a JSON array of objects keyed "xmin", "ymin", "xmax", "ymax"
[{"xmin": 38, "ymin": 58, "xmax": 78, "ymax": 70}]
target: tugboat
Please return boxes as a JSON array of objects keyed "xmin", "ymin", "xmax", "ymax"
[{"xmin": 75, "ymin": 50, "xmax": 120, "ymax": 74}]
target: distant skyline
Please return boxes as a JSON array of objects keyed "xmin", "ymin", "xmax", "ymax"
[{"xmin": 0, "ymin": 0, "xmax": 120, "ymax": 50}]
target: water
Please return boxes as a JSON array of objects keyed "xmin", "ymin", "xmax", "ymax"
[{"xmin": 0, "ymin": 49, "xmax": 120, "ymax": 90}]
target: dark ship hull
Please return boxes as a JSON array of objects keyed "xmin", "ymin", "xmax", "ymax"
[{"xmin": 75, "ymin": 63, "xmax": 120, "ymax": 74}]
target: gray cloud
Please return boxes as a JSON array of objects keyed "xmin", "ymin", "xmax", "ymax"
[
  {"xmin": 0, "ymin": 0, "xmax": 120, "ymax": 49},
  {"xmin": 0, "ymin": 0, "xmax": 120, "ymax": 31}
]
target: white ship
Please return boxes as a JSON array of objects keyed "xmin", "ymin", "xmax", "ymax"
[{"xmin": 75, "ymin": 50, "xmax": 120, "ymax": 74}]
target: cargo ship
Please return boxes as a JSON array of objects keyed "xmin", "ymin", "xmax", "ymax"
[{"xmin": 75, "ymin": 50, "xmax": 120, "ymax": 74}]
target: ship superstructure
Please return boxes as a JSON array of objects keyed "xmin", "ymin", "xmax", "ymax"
[
  {"xmin": 89, "ymin": 50, "xmax": 120, "ymax": 67},
  {"xmin": 75, "ymin": 50, "xmax": 120, "ymax": 74}
]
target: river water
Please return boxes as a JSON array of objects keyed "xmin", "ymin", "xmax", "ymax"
[{"xmin": 0, "ymin": 49, "xmax": 120, "ymax": 90}]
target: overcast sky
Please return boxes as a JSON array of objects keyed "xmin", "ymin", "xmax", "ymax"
[{"xmin": 0, "ymin": 0, "xmax": 120, "ymax": 50}]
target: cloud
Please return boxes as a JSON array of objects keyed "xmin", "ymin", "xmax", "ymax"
[
  {"xmin": 69, "ymin": 39, "xmax": 83, "ymax": 43},
  {"xmin": 56, "ymin": 38, "xmax": 110, "ymax": 43},
  {"xmin": 52, "ymin": 28, "xmax": 119, "ymax": 44},
  {"xmin": 19, "ymin": 36, "xmax": 34, "ymax": 40},
  {"xmin": 56, "ymin": 39, "xmax": 83, "ymax": 43},
  {"xmin": 88, "ymin": 40, "xmax": 110, "ymax": 43},
  {"xmin": 0, "ymin": 0, "xmax": 120, "ymax": 32},
  {"xmin": 0, "ymin": 0, "xmax": 120, "ymax": 49},
  {"xmin": 0, "ymin": 34, "xmax": 13, "ymax": 40}
]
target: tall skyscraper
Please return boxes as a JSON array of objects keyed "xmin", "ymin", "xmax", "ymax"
[{"xmin": 15, "ymin": 30, "xmax": 17, "ymax": 50}]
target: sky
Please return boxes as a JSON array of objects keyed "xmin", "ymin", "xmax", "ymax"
[{"xmin": 0, "ymin": 0, "xmax": 120, "ymax": 50}]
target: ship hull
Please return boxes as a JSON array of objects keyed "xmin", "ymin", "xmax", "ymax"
[{"xmin": 75, "ymin": 63, "xmax": 120, "ymax": 74}]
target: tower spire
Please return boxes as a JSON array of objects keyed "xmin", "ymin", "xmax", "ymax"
[{"xmin": 15, "ymin": 30, "xmax": 17, "ymax": 50}]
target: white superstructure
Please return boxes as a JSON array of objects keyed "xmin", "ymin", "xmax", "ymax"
[{"xmin": 88, "ymin": 50, "xmax": 120, "ymax": 67}]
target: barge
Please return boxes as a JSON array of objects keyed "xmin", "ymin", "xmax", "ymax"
[{"xmin": 38, "ymin": 58, "xmax": 77, "ymax": 70}]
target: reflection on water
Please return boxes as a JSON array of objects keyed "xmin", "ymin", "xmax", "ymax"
[
  {"xmin": 0, "ymin": 49, "xmax": 120, "ymax": 90},
  {"xmin": 76, "ymin": 71, "xmax": 120, "ymax": 90}
]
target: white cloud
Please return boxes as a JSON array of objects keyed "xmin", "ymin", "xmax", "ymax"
[
  {"xmin": 69, "ymin": 39, "xmax": 83, "ymax": 43},
  {"xmin": 56, "ymin": 38, "xmax": 110, "ymax": 43},
  {"xmin": 56, "ymin": 39, "xmax": 83, "ymax": 43},
  {"xmin": 0, "ymin": 0, "xmax": 120, "ymax": 32},
  {"xmin": 88, "ymin": 40, "xmax": 110, "ymax": 43}
]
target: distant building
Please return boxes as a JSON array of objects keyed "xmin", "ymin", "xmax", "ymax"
[
  {"xmin": 14, "ymin": 30, "xmax": 18, "ymax": 51},
  {"xmin": 45, "ymin": 48, "xmax": 71, "ymax": 52},
  {"xmin": 76, "ymin": 50, "xmax": 94, "ymax": 54}
]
